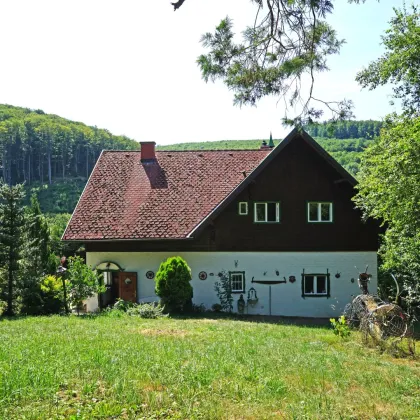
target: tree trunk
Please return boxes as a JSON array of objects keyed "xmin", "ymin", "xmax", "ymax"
[{"xmin": 47, "ymin": 135, "xmax": 52, "ymax": 185}]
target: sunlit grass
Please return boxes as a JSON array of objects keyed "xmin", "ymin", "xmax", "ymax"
[{"xmin": 0, "ymin": 315, "xmax": 419, "ymax": 419}]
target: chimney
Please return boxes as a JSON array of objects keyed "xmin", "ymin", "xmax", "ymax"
[{"xmin": 140, "ymin": 141, "xmax": 156, "ymax": 162}]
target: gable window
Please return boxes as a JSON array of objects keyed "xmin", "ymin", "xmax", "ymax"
[
  {"xmin": 254, "ymin": 202, "xmax": 280, "ymax": 223},
  {"xmin": 307, "ymin": 202, "xmax": 333, "ymax": 223},
  {"xmin": 238, "ymin": 202, "xmax": 248, "ymax": 215},
  {"xmin": 229, "ymin": 271, "xmax": 245, "ymax": 293},
  {"xmin": 302, "ymin": 273, "xmax": 330, "ymax": 297}
]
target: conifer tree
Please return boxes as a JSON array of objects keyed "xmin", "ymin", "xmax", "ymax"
[
  {"xmin": 0, "ymin": 183, "xmax": 25, "ymax": 316},
  {"xmin": 24, "ymin": 194, "xmax": 56, "ymax": 277}
]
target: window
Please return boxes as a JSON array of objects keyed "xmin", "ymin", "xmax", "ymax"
[
  {"xmin": 302, "ymin": 274, "xmax": 329, "ymax": 297},
  {"xmin": 307, "ymin": 202, "xmax": 333, "ymax": 222},
  {"xmin": 229, "ymin": 271, "xmax": 245, "ymax": 293},
  {"xmin": 238, "ymin": 202, "xmax": 248, "ymax": 215},
  {"xmin": 254, "ymin": 202, "xmax": 280, "ymax": 223}
]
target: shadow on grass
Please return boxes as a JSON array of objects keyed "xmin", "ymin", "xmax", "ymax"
[{"xmin": 169, "ymin": 312, "xmax": 332, "ymax": 329}]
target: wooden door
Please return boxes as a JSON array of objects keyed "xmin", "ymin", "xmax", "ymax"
[{"xmin": 118, "ymin": 272, "xmax": 137, "ymax": 302}]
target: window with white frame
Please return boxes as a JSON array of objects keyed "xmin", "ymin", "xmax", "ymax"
[
  {"xmin": 303, "ymin": 274, "xmax": 329, "ymax": 296},
  {"xmin": 307, "ymin": 202, "xmax": 333, "ymax": 222},
  {"xmin": 238, "ymin": 202, "xmax": 248, "ymax": 215},
  {"xmin": 229, "ymin": 271, "xmax": 245, "ymax": 293},
  {"xmin": 254, "ymin": 202, "xmax": 280, "ymax": 223}
]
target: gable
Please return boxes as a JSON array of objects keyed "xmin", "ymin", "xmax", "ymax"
[{"xmin": 197, "ymin": 134, "xmax": 379, "ymax": 252}]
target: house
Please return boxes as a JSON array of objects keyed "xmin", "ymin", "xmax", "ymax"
[{"xmin": 62, "ymin": 128, "xmax": 379, "ymax": 316}]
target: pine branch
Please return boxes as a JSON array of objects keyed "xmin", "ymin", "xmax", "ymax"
[{"xmin": 171, "ymin": 0, "xmax": 186, "ymax": 11}]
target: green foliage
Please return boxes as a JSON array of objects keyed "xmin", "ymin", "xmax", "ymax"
[
  {"xmin": 0, "ymin": 300, "xmax": 6, "ymax": 316},
  {"xmin": 330, "ymin": 316, "xmax": 351, "ymax": 339},
  {"xmin": 211, "ymin": 303, "xmax": 223, "ymax": 312},
  {"xmin": 0, "ymin": 104, "xmax": 138, "ymax": 188},
  {"xmin": 45, "ymin": 213, "xmax": 81, "ymax": 257},
  {"xmin": 66, "ymin": 256, "xmax": 104, "ymax": 314},
  {"xmin": 356, "ymin": 5, "xmax": 420, "ymax": 115},
  {"xmin": 214, "ymin": 270, "xmax": 233, "ymax": 313},
  {"xmin": 24, "ymin": 195, "xmax": 57, "ymax": 276},
  {"xmin": 155, "ymin": 256, "xmax": 193, "ymax": 313},
  {"xmin": 39, "ymin": 275, "xmax": 64, "ymax": 314},
  {"xmin": 127, "ymin": 302, "xmax": 166, "ymax": 319},
  {"xmin": 354, "ymin": 115, "xmax": 420, "ymax": 312},
  {"xmin": 0, "ymin": 183, "xmax": 26, "ymax": 316},
  {"xmin": 197, "ymin": 2, "xmax": 358, "ymax": 124},
  {"xmin": 21, "ymin": 275, "xmax": 64, "ymax": 316},
  {"xmin": 112, "ymin": 298, "xmax": 136, "ymax": 312},
  {"xmin": 27, "ymin": 179, "xmax": 86, "ymax": 214},
  {"xmin": 306, "ymin": 120, "xmax": 383, "ymax": 139}
]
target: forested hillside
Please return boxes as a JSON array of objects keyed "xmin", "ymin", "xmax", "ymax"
[
  {"xmin": 0, "ymin": 104, "xmax": 139, "ymax": 186},
  {"xmin": 158, "ymin": 137, "xmax": 373, "ymax": 176},
  {"xmin": 306, "ymin": 120, "xmax": 383, "ymax": 139},
  {"xmin": 0, "ymin": 106, "xmax": 381, "ymax": 214}
]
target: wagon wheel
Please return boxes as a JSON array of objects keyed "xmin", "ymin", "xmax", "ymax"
[{"xmin": 368, "ymin": 305, "xmax": 408, "ymax": 340}]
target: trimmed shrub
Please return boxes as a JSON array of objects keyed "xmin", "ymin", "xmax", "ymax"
[{"xmin": 155, "ymin": 256, "xmax": 193, "ymax": 313}]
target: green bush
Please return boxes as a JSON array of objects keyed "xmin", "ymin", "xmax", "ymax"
[
  {"xmin": 113, "ymin": 298, "xmax": 136, "ymax": 312},
  {"xmin": 40, "ymin": 275, "xmax": 64, "ymax": 314},
  {"xmin": 0, "ymin": 300, "xmax": 6, "ymax": 317},
  {"xmin": 127, "ymin": 302, "xmax": 166, "ymax": 319},
  {"xmin": 330, "ymin": 315, "xmax": 351, "ymax": 339},
  {"xmin": 155, "ymin": 256, "xmax": 193, "ymax": 313},
  {"xmin": 20, "ymin": 275, "xmax": 64, "ymax": 315}
]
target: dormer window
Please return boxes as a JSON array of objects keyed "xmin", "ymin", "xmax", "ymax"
[
  {"xmin": 307, "ymin": 202, "xmax": 333, "ymax": 223},
  {"xmin": 238, "ymin": 202, "xmax": 248, "ymax": 215},
  {"xmin": 254, "ymin": 202, "xmax": 280, "ymax": 223}
]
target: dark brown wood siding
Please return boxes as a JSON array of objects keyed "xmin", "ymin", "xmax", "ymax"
[{"xmin": 86, "ymin": 135, "xmax": 379, "ymax": 253}]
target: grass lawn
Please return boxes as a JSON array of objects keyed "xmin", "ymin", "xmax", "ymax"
[{"xmin": 0, "ymin": 316, "xmax": 419, "ymax": 419}]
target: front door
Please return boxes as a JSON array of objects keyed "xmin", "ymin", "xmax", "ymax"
[{"xmin": 118, "ymin": 272, "xmax": 137, "ymax": 303}]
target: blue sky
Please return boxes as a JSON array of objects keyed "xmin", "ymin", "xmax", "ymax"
[{"xmin": 0, "ymin": 0, "xmax": 405, "ymax": 144}]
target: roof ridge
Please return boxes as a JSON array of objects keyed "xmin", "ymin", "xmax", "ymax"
[
  {"xmin": 101, "ymin": 149, "xmax": 269, "ymax": 153},
  {"xmin": 156, "ymin": 149, "xmax": 267, "ymax": 152}
]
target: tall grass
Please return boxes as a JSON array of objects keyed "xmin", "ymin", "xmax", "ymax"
[{"xmin": 0, "ymin": 316, "xmax": 419, "ymax": 419}]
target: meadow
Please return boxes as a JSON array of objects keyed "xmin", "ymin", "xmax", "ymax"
[{"xmin": 0, "ymin": 315, "xmax": 419, "ymax": 419}]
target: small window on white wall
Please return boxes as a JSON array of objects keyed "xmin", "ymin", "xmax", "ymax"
[
  {"xmin": 308, "ymin": 202, "xmax": 333, "ymax": 222},
  {"xmin": 229, "ymin": 271, "xmax": 245, "ymax": 293},
  {"xmin": 238, "ymin": 202, "xmax": 248, "ymax": 215},
  {"xmin": 302, "ymin": 273, "xmax": 330, "ymax": 297}
]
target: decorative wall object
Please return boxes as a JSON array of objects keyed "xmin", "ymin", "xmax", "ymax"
[
  {"xmin": 209, "ymin": 273, "xmax": 214, "ymax": 276},
  {"xmin": 275, "ymin": 270, "xmax": 279, "ymax": 276},
  {"xmin": 289, "ymin": 276, "xmax": 296, "ymax": 283},
  {"xmin": 146, "ymin": 271, "xmax": 155, "ymax": 279},
  {"xmin": 252, "ymin": 277, "xmax": 286, "ymax": 285},
  {"xmin": 247, "ymin": 288, "xmax": 258, "ymax": 306},
  {"xmin": 198, "ymin": 271, "xmax": 207, "ymax": 280},
  {"xmin": 335, "ymin": 272, "xmax": 341, "ymax": 279},
  {"xmin": 234, "ymin": 260, "xmax": 239, "ymax": 268},
  {"xmin": 237, "ymin": 294, "xmax": 246, "ymax": 314},
  {"xmin": 263, "ymin": 271, "xmax": 267, "ymax": 276},
  {"xmin": 351, "ymin": 278, "xmax": 355, "ymax": 283}
]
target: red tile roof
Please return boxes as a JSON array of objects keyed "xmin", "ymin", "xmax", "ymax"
[{"xmin": 63, "ymin": 149, "xmax": 271, "ymax": 240}]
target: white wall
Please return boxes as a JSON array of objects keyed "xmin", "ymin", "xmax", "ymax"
[{"xmin": 86, "ymin": 251, "xmax": 377, "ymax": 317}]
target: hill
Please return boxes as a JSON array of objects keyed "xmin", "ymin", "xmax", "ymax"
[
  {"xmin": 0, "ymin": 104, "xmax": 139, "ymax": 213},
  {"xmin": 0, "ymin": 105, "xmax": 378, "ymax": 215},
  {"xmin": 0, "ymin": 103, "xmax": 138, "ymax": 184},
  {"xmin": 158, "ymin": 137, "xmax": 373, "ymax": 176}
]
